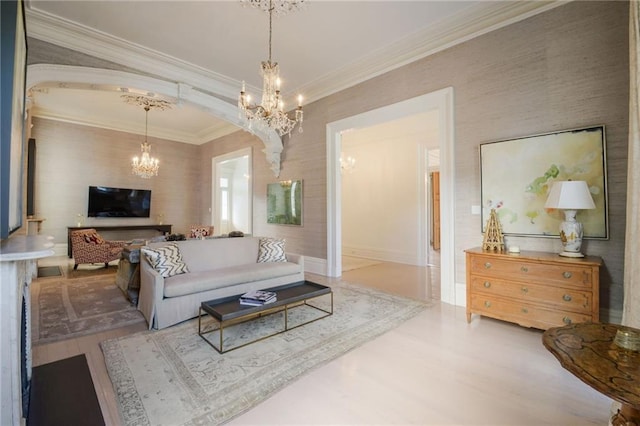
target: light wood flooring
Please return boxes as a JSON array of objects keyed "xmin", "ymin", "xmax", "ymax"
[{"xmin": 32, "ymin": 256, "xmax": 612, "ymax": 425}]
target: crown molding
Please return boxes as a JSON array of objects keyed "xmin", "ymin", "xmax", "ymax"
[
  {"xmin": 298, "ymin": 1, "xmax": 568, "ymax": 102},
  {"xmin": 25, "ymin": 7, "xmax": 241, "ymax": 100},
  {"xmin": 30, "ymin": 105, "xmax": 239, "ymax": 145},
  {"xmin": 26, "ymin": 1, "xmax": 567, "ymax": 106}
]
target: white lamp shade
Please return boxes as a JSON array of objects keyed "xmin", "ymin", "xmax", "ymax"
[{"xmin": 544, "ymin": 181, "xmax": 596, "ymax": 210}]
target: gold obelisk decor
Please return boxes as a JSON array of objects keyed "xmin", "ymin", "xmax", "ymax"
[{"xmin": 482, "ymin": 208, "xmax": 505, "ymax": 252}]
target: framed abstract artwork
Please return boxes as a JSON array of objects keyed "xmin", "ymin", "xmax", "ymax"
[
  {"xmin": 480, "ymin": 126, "xmax": 608, "ymax": 239},
  {"xmin": 267, "ymin": 180, "xmax": 303, "ymax": 226}
]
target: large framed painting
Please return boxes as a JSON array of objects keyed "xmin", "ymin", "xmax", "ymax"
[
  {"xmin": 480, "ymin": 126, "xmax": 608, "ymax": 239},
  {"xmin": 267, "ymin": 180, "xmax": 303, "ymax": 226},
  {"xmin": 0, "ymin": 0, "xmax": 28, "ymax": 239}
]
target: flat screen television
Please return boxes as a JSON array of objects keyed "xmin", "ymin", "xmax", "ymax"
[{"xmin": 87, "ymin": 186, "xmax": 151, "ymax": 218}]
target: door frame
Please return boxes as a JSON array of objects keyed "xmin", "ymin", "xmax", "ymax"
[
  {"xmin": 326, "ymin": 87, "xmax": 456, "ymax": 305},
  {"xmin": 211, "ymin": 147, "xmax": 253, "ymax": 235}
]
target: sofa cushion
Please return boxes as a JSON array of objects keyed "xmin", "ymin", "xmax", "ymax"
[
  {"xmin": 163, "ymin": 261, "xmax": 301, "ymax": 298},
  {"xmin": 157, "ymin": 238, "xmax": 260, "ymax": 272},
  {"xmin": 257, "ymin": 238, "xmax": 287, "ymax": 263},
  {"xmin": 142, "ymin": 244, "xmax": 190, "ymax": 278}
]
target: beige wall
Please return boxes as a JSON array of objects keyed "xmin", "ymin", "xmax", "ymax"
[
  {"xmin": 29, "ymin": 2, "xmax": 629, "ymax": 316},
  {"xmin": 31, "ymin": 118, "xmax": 201, "ymax": 243},
  {"xmin": 197, "ymin": 2, "xmax": 629, "ymax": 316}
]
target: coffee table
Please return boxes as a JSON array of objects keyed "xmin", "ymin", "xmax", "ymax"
[
  {"xmin": 198, "ymin": 280, "xmax": 333, "ymax": 353},
  {"xmin": 543, "ymin": 322, "xmax": 640, "ymax": 425}
]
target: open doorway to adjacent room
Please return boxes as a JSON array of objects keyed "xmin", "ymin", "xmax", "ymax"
[
  {"xmin": 212, "ymin": 148, "xmax": 252, "ymax": 235},
  {"xmin": 327, "ymin": 88, "xmax": 455, "ymax": 305}
]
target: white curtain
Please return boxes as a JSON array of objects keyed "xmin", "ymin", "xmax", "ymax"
[{"xmin": 622, "ymin": 1, "xmax": 640, "ymax": 328}]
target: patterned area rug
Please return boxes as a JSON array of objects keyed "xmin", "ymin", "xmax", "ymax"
[
  {"xmin": 32, "ymin": 271, "xmax": 145, "ymax": 345},
  {"xmin": 101, "ymin": 283, "xmax": 431, "ymax": 425}
]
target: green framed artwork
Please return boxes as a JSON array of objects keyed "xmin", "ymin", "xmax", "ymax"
[
  {"xmin": 480, "ymin": 126, "xmax": 608, "ymax": 239},
  {"xmin": 267, "ymin": 180, "xmax": 303, "ymax": 226}
]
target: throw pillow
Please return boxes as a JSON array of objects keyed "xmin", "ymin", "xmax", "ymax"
[
  {"xmin": 83, "ymin": 232, "xmax": 104, "ymax": 245},
  {"xmin": 257, "ymin": 238, "xmax": 287, "ymax": 263},
  {"xmin": 189, "ymin": 226, "xmax": 212, "ymax": 239},
  {"xmin": 141, "ymin": 244, "xmax": 190, "ymax": 278}
]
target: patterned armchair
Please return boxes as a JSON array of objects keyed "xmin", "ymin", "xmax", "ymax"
[
  {"xmin": 189, "ymin": 225, "xmax": 214, "ymax": 239},
  {"xmin": 70, "ymin": 228, "xmax": 127, "ymax": 270}
]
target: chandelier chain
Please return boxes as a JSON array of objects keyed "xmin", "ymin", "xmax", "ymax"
[{"xmin": 238, "ymin": 0, "xmax": 304, "ymax": 137}]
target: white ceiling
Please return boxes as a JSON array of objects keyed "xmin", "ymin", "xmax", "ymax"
[{"xmin": 25, "ymin": 1, "xmax": 561, "ymax": 145}]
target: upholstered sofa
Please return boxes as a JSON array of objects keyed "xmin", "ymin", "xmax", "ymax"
[{"xmin": 138, "ymin": 236, "xmax": 304, "ymax": 329}]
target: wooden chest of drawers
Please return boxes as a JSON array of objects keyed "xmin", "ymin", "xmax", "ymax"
[{"xmin": 465, "ymin": 247, "xmax": 601, "ymax": 330}]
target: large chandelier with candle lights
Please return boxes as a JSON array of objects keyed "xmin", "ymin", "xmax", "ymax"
[{"xmin": 238, "ymin": 0, "xmax": 304, "ymax": 137}]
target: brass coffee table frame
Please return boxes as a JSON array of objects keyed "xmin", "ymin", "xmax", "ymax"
[{"xmin": 198, "ymin": 281, "xmax": 333, "ymax": 354}]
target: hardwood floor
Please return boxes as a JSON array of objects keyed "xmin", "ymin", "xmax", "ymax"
[{"xmin": 32, "ymin": 257, "xmax": 612, "ymax": 425}]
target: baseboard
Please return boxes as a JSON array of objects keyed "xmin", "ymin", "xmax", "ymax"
[
  {"xmin": 53, "ymin": 243, "xmax": 68, "ymax": 257},
  {"xmin": 304, "ymin": 256, "xmax": 327, "ymax": 276},
  {"xmin": 342, "ymin": 245, "xmax": 419, "ymax": 265}
]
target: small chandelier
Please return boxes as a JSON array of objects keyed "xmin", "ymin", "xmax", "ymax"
[
  {"xmin": 122, "ymin": 95, "xmax": 172, "ymax": 179},
  {"xmin": 132, "ymin": 106, "xmax": 159, "ymax": 178},
  {"xmin": 238, "ymin": 0, "xmax": 304, "ymax": 137}
]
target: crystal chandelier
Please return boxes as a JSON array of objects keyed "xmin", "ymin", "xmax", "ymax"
[
  {"xmin": 238, "ymin": 0, "xmax": 304, "ymax": 137},
  {"xmin": 122, "ymin": 95, "xmax": 172, "ymax": 178}
]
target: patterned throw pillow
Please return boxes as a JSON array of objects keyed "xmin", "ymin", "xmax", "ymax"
[
  {"xmin": 257, "ymin": 238, "xmax": 287, "ymax": 263},
  {"xmin": 84, "ymin": 232, "xmax": 105, "ymax": 245},
  {"xmin": 189, "ymin": 226, "xmax": 212, "ymax": 239},
  {"xmin": 141, "ymin": 244, "xmax": 190, "ymax": 278}
]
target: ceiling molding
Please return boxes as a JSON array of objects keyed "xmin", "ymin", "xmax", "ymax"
[
  {"xmin": 26, "ymin": 1, "xmax": 567, "ymax": 106},
  {"xmin": 27, "ymin": 64, "xmax": 284, "ymax": 175},
  {"xmin": 25, "ymin": 7, "xmax": 242, "ymax": 100},
  {"xmin": 30, "ymin": 105, "xmax": 239, "ymax": 145},
  {"xmin": 298, "ymin": 1, "xmax": 568, "ymax": 102}
]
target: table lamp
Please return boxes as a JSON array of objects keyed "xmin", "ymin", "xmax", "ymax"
[{"xmin": 544, "ymin": 180, "xmax": 595, "ymax": 257}]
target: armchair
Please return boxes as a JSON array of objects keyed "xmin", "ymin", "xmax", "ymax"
[{"xmin": 70, "ymin": 228, "xmax": 127, "ymax": 270}]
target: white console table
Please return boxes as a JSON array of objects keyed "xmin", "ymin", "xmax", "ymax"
[{"xmin": 1, "ymin": 235, "xmax": 54, "ymax": 425}]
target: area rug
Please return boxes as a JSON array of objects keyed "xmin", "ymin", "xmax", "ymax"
[
  {"xmin": 37, "ymin": 265, "xmax": 63, "ymax": 278},
  {"xmin": 32, "ymin": 272, "xmax": 145, "ymax": 345},
  {"xmin": 101, "ymin": 283, "xmax": 431, "ymax": 425}
]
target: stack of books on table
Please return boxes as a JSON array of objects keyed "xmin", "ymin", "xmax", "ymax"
[{"xmin": 239, "ymin": 290, "xmax": 277, "ymax": 306}]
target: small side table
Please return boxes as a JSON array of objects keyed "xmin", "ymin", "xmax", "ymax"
[
  {"xmin": 115, "ymin": 244, "xmax": 143, "ymax": 305},
  {"xmin": 543, "ymin": 323, "xmax": 640, "ymax": 426}
]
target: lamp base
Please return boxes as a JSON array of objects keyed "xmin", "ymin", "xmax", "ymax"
[{"xmin": 558, "ymin": 251, "xmax": 585, "ymax": 258}]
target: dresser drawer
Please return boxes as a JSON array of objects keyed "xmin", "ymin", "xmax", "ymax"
[
  {"xmin": 469, "ymin": 256, "xmax": 593, "ymax": 287},
  {"xmin": 469, "ymin": 294, "xmax": 593, "ymax": 330},
  {"xmin": 469, "ymin": 276, "xmax": 592, "ymax": 314}
]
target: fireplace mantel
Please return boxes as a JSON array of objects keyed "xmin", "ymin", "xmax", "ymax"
[{"xmin": 1, "ymin": 235, "xmax": 54, "ymax": 425}]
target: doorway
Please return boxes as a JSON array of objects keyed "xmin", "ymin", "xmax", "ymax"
[
  {"xmin": 327, "ymin": 88, "xmax": 456, "ymax": 305},
  {"xmin": 212, "ymin": 148, "xmax": 252, "ymax": 235}
]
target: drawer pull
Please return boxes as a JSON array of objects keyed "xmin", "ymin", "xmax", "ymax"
[
  {"xmin": 563, "ymin": 294, "xmax": 572, "ymax": 302},
  {"xmin": 563, "ymin": 271, "xmax": 573, "ymax": 279},
  {"xmin": 484, "ymin": 281, "xmax": 491, "ymax": 288},
  {"xmin": 522, "ymin": 308, "xmax": 528, "ymax": 314},
  {"xmin": 521, "ymin": 266, "xmax": 529, "ymax": 273},
  {"xmin": 522, "ymin": 287, "xmax": 528, "ymax": 293},
  {"xmin": 484, "ymin": 262, "xmax": 492, "ymax": 269},
  {"xmin": 563, "ymin": 316, "xmax": 572, "ymax": 325},
  {"xmin": 484, "ymin": 301, "xmax": 491, "ymax": 308}
]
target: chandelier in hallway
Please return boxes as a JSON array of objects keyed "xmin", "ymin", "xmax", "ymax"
[
  {"xmin": 122, "ymin": 95, "xmax": 172, "ymax": 178},
  {"xmin": 238, "ymin": 0, "xmax": 304, "ymax": 137}
]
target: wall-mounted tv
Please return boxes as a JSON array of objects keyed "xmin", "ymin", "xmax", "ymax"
[{"xmin": 88, "ymin": 186, "xmax": 151, "ymax": 218}]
